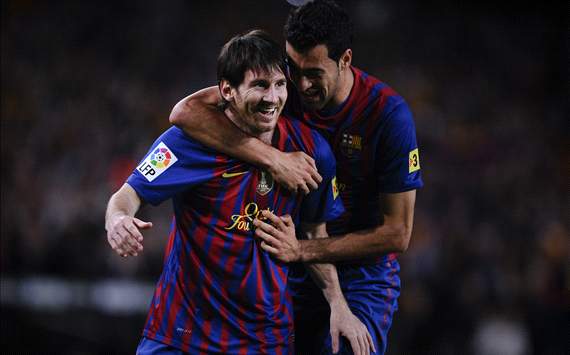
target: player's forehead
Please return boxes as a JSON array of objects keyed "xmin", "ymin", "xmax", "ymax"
[
  {"xmin": 285, "ymin": 42, "xmax": 333, "ymax": 70},
  {"xmin": 243, "ymin": 66, "xmax": 286, "ymax": 82}
]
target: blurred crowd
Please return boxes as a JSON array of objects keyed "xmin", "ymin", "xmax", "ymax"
[{"xmin": 1, "ymin": 1, "xmax": 567, "ymax": 354}]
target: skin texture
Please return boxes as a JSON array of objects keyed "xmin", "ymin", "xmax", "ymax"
[
  {"xmin": 285, "ymin": 43, "xmax": 353, "ymax": 112},
  {"xmin": 220, "ymin": 67, "xmax": 287, "ymax": 144},
  {"xmin": 105, "ymin": 183, "xmax": 151, "ymax": 258}
]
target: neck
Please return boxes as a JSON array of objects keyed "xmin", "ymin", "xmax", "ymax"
[
  {"xmin": 224, "ymin": 106, "xmax": 274, "ymax": 145},
  {"xmin": 324, "ymin": 66, "xmax": 354, "ymax": 112}
]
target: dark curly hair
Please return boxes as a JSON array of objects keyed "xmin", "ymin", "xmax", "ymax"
[
  {"xmin": 217, "ymin": 29, "xmax": 286, "ymax": 87},
  {"xmin": 284, "ymin": 0, "xmax": 353, "ymax": 61}
]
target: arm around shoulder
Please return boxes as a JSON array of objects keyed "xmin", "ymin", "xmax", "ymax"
[
  {"xmin": 169, "ymin": 86, "xmax": 278, "ymax": 168},
  {"xmin": 168, "ymin": 88, "xmax": 323, "ymax": 194},
  {"xmin": 169, "ymin": 86, "xmax": 220, "ymax": 128}
]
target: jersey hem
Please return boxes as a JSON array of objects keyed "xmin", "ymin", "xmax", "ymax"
[
  {"xmin": 142, "ymin": 330, "xmax": 294, "ymax": 354},
  {"xmin": 379, "ymin": 181, "xmax": 423, "ymax": 194}
]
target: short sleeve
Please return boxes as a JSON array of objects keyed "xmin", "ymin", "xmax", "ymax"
[
  {"xmin": 299, "ymin": 131, "xmax": 345, "ymax": 223},
  {"xmin": 127, "ymin": 127, "xmax": 217, "ymax": 205},
  {"xmin": 375, "ymin": 101, "xmax": 423, "ymax": 193}
]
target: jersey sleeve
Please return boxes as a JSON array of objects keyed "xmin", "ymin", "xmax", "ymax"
[
  {"xmin": 299, "ymin": 131, "xmax": 345, "ymax": 223},
  {"xmin": 126, "ymin": 127, "xmax": 217, "ymax": 205},
  {"xmin": 375, "ymin": 101, "xmax": 423, "ymax": 193}
]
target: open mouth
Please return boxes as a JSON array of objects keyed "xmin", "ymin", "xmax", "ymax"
[
  {"xmin": 302, "ymin": 91, "xmax": 320, "ymax": 101},
  {"xmin": 257, "ymin": 107, "xmax": 278, "ymax": 120}
]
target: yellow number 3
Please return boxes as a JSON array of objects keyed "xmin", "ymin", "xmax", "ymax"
[{"xmin": 409, "ymin": 148, "xmax": 420, "ymax": 173}]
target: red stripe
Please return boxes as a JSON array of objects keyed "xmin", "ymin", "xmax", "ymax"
[
  {"xmin": 254, "ymin": 250, "xmax": 269, "ymax": 353},
  {"xmin": 380, "ymin": 261, "xmax": 397, "ymax": 332},
  {"xmin": 146, "ymin": 226, "xmax": 177, "ymax": 340}
]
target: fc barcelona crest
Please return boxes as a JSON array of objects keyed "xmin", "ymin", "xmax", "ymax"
[
  {"xmin": 257, "ymin": 171, "xmax": 274, "ymax": 196},
  {"xmin": 340, "ymin": 133, "xmax": 362, "ymax": 157}
]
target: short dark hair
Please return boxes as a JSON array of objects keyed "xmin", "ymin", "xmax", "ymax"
[
  {"xmin": 284, "ymin": 0, "xmax": 353, "ymax": 61},
  {"xmin": 217, "ymin": 29, "xmax": 286, "ymax": 87}
]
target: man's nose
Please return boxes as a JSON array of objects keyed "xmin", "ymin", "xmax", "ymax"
[
  {"xmin": 299, "ymin": 76, "xmax": 312, "ymax": 92},
  {"xmin": 263, "ymin": 86, "xmax": 279, "ymax": 103}
]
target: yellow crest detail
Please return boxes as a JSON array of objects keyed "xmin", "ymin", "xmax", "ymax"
[{"xmin": 332, "ymin": 176, "xmax": 339, "ymax": 199}]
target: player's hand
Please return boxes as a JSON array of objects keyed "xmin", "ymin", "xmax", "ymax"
[
  {"xmin": 253, "ymin": 211, "xmax": 302, "ymax": 263},
  {"xmin": 106, "ymin": 214, "xmax": 152, "ymax": 258},
  {"xmin": 330, "ymin": 301, "xmax": 376, "ymax": 355},
  {"xmin": 267, "ymin": 151, "xmax": 322, "ymax": 194}
]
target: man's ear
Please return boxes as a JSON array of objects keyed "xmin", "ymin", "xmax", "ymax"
[
  {"xmin": 338, "ymin": 48, "xmax": 352, "ymax": 71},
  {"xmin": 219, "ymin": 79, "xmax": 234, "ymax": 102}
]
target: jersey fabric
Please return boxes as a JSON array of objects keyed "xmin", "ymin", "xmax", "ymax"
[
  {"xmin": 127, "ymin": 118, "xmax": 343, "ymax": 354},
  {"xmin": 285, "ymin": 66, "xmax": 423, "ymax": 354},
  {"xmin": 137, "ymin": 337, "xmax": 185, "ymax": 355}
]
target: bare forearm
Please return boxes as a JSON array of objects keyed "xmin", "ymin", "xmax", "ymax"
[
  {"xmin": 306, "ymin": 263, "xmax": 347, "ymax": 306},
  {"xmin": 105, "ymin": 184, "xmax": 152, "ymax": 257},
  {"xmin": 301, "ymin": 223, "xmax": 346, "ymax": 305},
  {"xmin": 300, "ymin": 223, "xmax": 410, "ymax": 263},
  {"xmin": 105, "ymin": 184, "xmax": 141, "ymax": 231},
  {"xmin": 300, "ymin": 191, "xmax": 416, "ymax": 263}
]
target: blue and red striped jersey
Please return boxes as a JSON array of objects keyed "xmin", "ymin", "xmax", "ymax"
[
  {"xmin": 286, "ymin": 66, "xmax": 423, "ymax": 262},
  {"xmin": 126, "ymin": 116, "xmax": 343, "ymax": 354}
]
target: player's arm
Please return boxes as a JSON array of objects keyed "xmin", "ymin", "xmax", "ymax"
[
  {"xmin": 260, "ymin": 218, "xmax": 374, "ymax": 355},
  {"xmin": 105, "ymin": 183, "xmax": 153, "ymax": 258},
  {"xmin": 299, "ymin": 190, "xmax": 415, "ymax": 262},
  {"xmin": 255, "ymin": 190, "xmax": 416, "ymax": 263},
  {"xmin": 169, "ymin": 87, "xmax": 322, "ymax": 194}
]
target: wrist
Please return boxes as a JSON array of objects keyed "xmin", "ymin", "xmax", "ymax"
[
  {"xmin": 328, "ymin": 295, "xmax": 350, "ymax": 310},
  {"xmin": 297, "ymin": 240, "xmax": 307, "ymax": 263},
  {"xmin": 105, "ymin": 212, "xmax": 128, "ymax": 231},
  {"xmin": 261, "ymin": 147, "xmax": 283, "ymax": 172}
]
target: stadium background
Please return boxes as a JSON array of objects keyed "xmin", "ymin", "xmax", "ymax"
[{"xmin": 1, "ymin": 0, "xmax": 566, "ymax": 354}]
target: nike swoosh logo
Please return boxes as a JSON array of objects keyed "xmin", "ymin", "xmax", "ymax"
[{"xmin": 222, "ymin": 171, "xmax": 249, "ymax": 178}]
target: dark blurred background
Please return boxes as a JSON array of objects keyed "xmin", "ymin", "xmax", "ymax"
[{"xmin": 1, "ymin": 0, "xmax": 567, "ymax": 354}]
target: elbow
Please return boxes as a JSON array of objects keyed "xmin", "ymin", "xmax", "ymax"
[
  {"xmin": 169, "ymin": 100, "xmax": 188, "ymax": 127},
  {"xmin": 391, "ymin": 224, "xmax": 412, "ymax": 254}
]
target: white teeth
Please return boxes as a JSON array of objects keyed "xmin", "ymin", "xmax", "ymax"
[{"xmin": 260, "ymin": 108, "xmax": 276, "ymax": 115}]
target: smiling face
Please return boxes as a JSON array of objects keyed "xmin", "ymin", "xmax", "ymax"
[
  {"xmin": 286, "ymin": 43, "xmax": 340, "ymax": 111},
  {"xmin": 221, "ymin": 66, "xmax": 287, "ymax": 143}
]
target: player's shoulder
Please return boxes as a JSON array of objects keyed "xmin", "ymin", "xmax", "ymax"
[
  {"xmin": 353, "ymin": 67, "xmax": 411, "ymax": 128},
  {"xmin": 279, "ymin": 112, "xmax": 311, "ymax": 131},
  {"xmin": 277, "ymin": 114, "xmax": 331, "ymax": 159},
  {"xmin": 159, "ymin": 125, "xmax": 190, "ymax": 142},
  {"xmin": 156, "ymin": 126, "xmax": 220, "ymax": 158},
  {"xmin": 353, "ymin": 66, "xmax": 407, "ymax": 113}
]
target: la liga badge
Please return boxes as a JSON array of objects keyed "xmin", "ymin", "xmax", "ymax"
[{"xmin": 137, "ymin": 142, "xmax": 178, "ymax": 182}]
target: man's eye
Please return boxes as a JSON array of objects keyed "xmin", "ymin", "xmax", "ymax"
[{"xmin": 305, "ymin": 72, "xmax": 321, "ymax": 79}]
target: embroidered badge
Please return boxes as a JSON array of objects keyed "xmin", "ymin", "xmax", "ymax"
[{"xmin": 137, "ymin": 142, "xmax": 178, "ymax": 182}]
